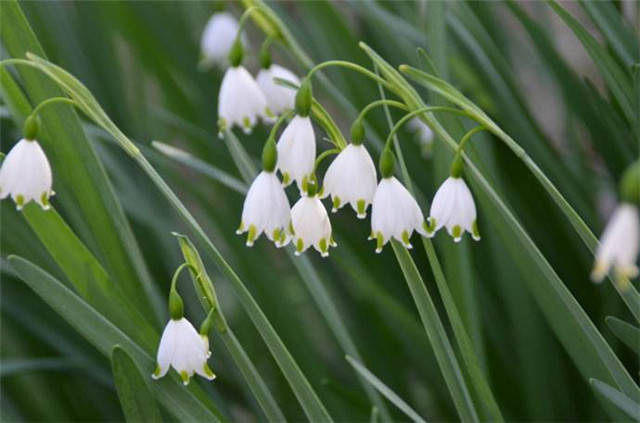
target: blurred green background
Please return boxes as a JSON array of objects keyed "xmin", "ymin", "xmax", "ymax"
[{"xmin": 1, "ymin": 0, "xmax": 639, "ymax": 421}]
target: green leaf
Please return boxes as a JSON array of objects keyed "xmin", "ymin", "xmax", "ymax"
[
  {"xmin": 0, "ymin": 0, "xmax": 160, "ymax": 319},
  {"xmin": 111, "ymin": 346, "xmax": 163, "ymax": 423},
  {"xmin": 8, "ymin": 255, "xmax": 225, "ymax": 422},
  {"xmin": 346, "ymin": 355, "xmax": 427, "ymax": 423},
  {"xmin": 399, "ymin": 64, "xmax": 640, "ymax": 323},
  {"xmin": 391, "ymin": 242, "xmax": 479, "ymax": 422},
  {"xmin": 546, "ymin": 0, "xmax": 635, "ymax": 124},
  {"xmin": 590, "ymin": 378, "xmax": 640, "ymax": 421},
  {"xmin": 605, "ymin": 316, "xmax": 640, "ymax": 355}
]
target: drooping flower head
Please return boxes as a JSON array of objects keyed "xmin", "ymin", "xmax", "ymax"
[
  {"xmin": 371, "ymin": 149, "xmax": 426, "ymax": 252},
  {"xmin": 0, "ymin": 116, "xmax": 53, "ymax": 210},
  {"xmin": 322, "ymin": 142, "xmax": 377, "ymax": 219},
  {"xmin": 237, "ymin": 139, "xmax": 291, "ymax": 247},
  {"xmin": 426, "ymin": 156, "xmax": 480, "ymax": 242},
  {"xmin": 200, "ymin": 12, "xmax": 243, "ymax": 67},
  {"xmin": 152, "ymin": 317, "xmax": 215, "ymax": 385},
  {"xmin": 276, "ymin": 115, "xmax": 316, "ymax": 190},
  {"xmin": 218, "ymin": 40, "xmax": 274, "ymax": 135},
  {"xmin": 256, "ymin": 64, "xmax": 299, "ymax": 116},
  {"xmin": 290, "ymin": 180, "xmax": 335, "ymax": 257},
  {"xmin": 591, "ymin": 203, "xmax": 639, "ymax": 283},
  {"xmin": 153, "ymin": 267, "xmax": 215, "ymax": 385}
]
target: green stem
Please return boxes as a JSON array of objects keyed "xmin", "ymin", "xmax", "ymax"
[
  {"xmin": 266, "ymin": 111, "xmax": 293, "ymax": 142},
  {"xmin": 311, "ymin": 99, "xmax": 348, "ymax": 149},
  {"xmin": 456, "ymin": 126, "xmax": 486, "ymax": 154},
  {"xmin": 314, "ymin": 148, "xmax": 340, "ymax": 172},
  {"xmin": 30, "ymin": 96, "xmax": 77, "ymax": 117},
  {"xmin": 307, "ymin": 60, "xmax": 394, "ymax": 90},
  {"xmin": 355, "ymin": 99, "xmax": 409, "ymax": 124},
  {"xmin": 170, "ymin": 262, "xmax": 196, "ymax": 294},
  {"xmin": 384, "ymin": 106, "xmax": 471, "ymax": 151}
]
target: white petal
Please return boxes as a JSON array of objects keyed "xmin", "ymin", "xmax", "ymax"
[
  {"xmin": 153, "ymin": 319, "xmax": 179, "ymax": 379},
  {"xmin": 256, "ymin": 64, "xmax": 299, "ymax": 115},
  {"xmin": 200, "ymin": 12, "xmax": 242, "ymax": 66},
  {"xmin": 291, "ymin": 196, "xmax": 332, "ymax": 256},
  {"xmin": 276, "ymin": 116, "xmax": 316, "ymax": 189},
  {"xmin": 593, "ymin": 204, "xmax": 640, "ymax": 281},
  {"xmin": 218, "ymin": 66, "xmax": 270, "ymax": 132},
  {"xmin": 0, "ymin": 139, "xmax": 52, "ymax": 209}
]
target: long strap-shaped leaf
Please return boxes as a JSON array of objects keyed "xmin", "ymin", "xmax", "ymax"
[
  {"xmin": 399, "ymin": 65, "xmax": 640, "ymax": 323},
  {"xmin": 360, "ymin": 43, "xmax": 640, "ymax": 404},
  {"xmin": 0, "ymin": 0, "xmax": 161, "ymax": 321},
  {"xmin": 16, "ymin": 55, "xmax": 332, "ymax": 423},
  {"xmin": 8, "ymin": 256, "xmax": 225, "ymax": 423}
]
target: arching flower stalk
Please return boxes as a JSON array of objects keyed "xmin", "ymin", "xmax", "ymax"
[
  {"xmin": 237, "ymin": 138, "xmax": 291, "ymax": 247},
  {"xmin": 322, "ymin": 122, "xmax": 377, "ymax": 218},
  {"xmin": 0, "ymin": 115, "xmax": 53, "ymax": 210},
  {"xmin": 371, "ymin": 149, "xmax": 426, "ymax": 253},
  {"xmin": 291, "ymin": 180, "xmax": 335, "ymax": 257}
]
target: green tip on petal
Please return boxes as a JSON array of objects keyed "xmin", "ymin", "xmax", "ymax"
[
  {"xmin": 295, "ymin": 238, "xmax": 304, "ymax": 255},
  {"xmin": 319, "ymin": 238, "xmax": 328, "ymax": 256},
  {"xmin": 288, "ymin": 220, "xmax": 295, "ymax": 235},
  {"xmin": 203, "ymin": 364, "xmax": 216, "ymax": 380},
  {"xmin": 265, "ymin": 107, "xmax": 275, "ymax": 119},
  {"xmin": 452, "ymin": 225, "xmax": 462, "ymax": 241},
  {"xmin": 246, "ymin": 224, "xmax": 257, "ymax": 247},
  {"xmin": 217, "ymin": 118, "xmax": 227, "ymax": 135},
  {"xmin": 424, "ymin": 218, "xmax": 436, "ymax": 235},
  {"xmin": 401, "ymin": 230, "xmax": 412, "ymax": 248},
  {"xmin": 40, "ymin": 192, "xmax": 50, "ymax": 210},
  {"xmin": 236, "ymin": 221, "xmax": 245, "ymax": 235},
  {"xmin": 180, "ymin": 371, "xmax": 190, "ymax": 385},
  {"xmin": 356, "ymin": 199, "xmax": 366, "ymax": 218},
  {"xmin": 242, "ymin": 117, "xmax": 251, "ymax": 130},
  {"xmin": 332, "ymin": 196, "xmax": 341, "ymax": 212},
  {"xmin": 152, "ymin": 364, "xmax": 162, "ymax": 378},
  {"xmin": 375, "ymin": 232, "xmax": 384, "ymax": 253},
  {"xmin": 15, "ymin": 194, "xmax": 25, "ymax": 210},
  {"xmin": 281, "ymin": 172, "xmax": 290, "ymax": 186},
  {"xmin": 471, "ymin": 220, "xmax": 481, "ymax": 241}
]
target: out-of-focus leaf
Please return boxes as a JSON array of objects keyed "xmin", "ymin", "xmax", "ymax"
[
  {"xmin": 590, "ymin": 378, "xmax": 640, "ymax": 421},
  {"xmin": 605, "ymin": 316, "xmax": 640, "ymax": 355},
  {"xmin": 111, "ymin": 346, "xmax": 163, "ymax": 423}
]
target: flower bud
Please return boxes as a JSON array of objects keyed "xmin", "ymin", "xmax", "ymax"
[
  {"xmin": 351, "ymin": 120, "xmax": 365, "ymax": 145},
  {"xmin": 262, "ymin": 137, "xmax": 278, "ymax": 172},
  {"xmin": 23, "ymin": 115, "xmax": 39, "ymax": 141},
  {"xmin": 295, "ymin": 78, "xmax": 312, "ymax": 117},
  {"xmin": 620, "ymin": 161, "xmax": 640, "ymax": 205},
  {"xmin": 228, "ymin": 38, "xmax": 244, "ymax": 67},
  {"xmin": 379, "ymin": 148, "xmax": 395, "ymax": 179}
]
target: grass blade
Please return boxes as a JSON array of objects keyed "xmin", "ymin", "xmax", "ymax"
[
  {"xmin": 346, "ymin": 355, "xmax": 427, "ymax": 423},
  {"xmin": 590, "ymin": 378, "xmax": 640, "ymax": 421},
  {"xmin": 605, "ymin": 316, "xmax": 640, "ymax": 355},
  {"xmin": 111, "ymin": 346, "xmax": 163, "ymax": 423}
]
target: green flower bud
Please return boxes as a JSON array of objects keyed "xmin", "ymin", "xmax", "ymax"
[
  {"xmin": 262, "ymin": 138, "xmax": 278, "ymax": 172},
  {"xmin": 379, "ymin": 148, "xmax": 395, "ymax": 178},
  {"xmin": 351, "ymin": 120, "xmax": 365, "ymax": 145},
  {"xmin": 620, "ymin": 161, "xmax": 640, "ymax": 205},
  {"xmin": 23, "ymin": 115, "xmax": 39, "ymax": 141},
  {"xmin": 228, "ymin": 38, "xmax": 244, "ymax": 67},
  {"xmin": 169, "ymin": 288, "xmax": 184, "ymax": 320},
  {"xmin": 450, "ymin": 154, "xmax": 464, "ymax": 178},
  {"xmin": 295, "ymin": 78, "xmax": 313, "ymax": 117}
]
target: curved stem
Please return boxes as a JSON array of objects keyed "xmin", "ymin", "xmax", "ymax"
[
  {"xmin": 30, "ymin": 97, "xmax": 76, "ymax": 117},
  {"xmin": 170, "ymin": 262, "xmax": 198, "ymax": 293},
  {"xmin": 314, "ymin": 148, "xmax": 340, "ymax": 172},
  {"xmin": 307, "ymin": 61, "xmax": 393, "ymax": 90},
  {"xmin": 267, "ymin": 111, "xmax": 293, "ymax": 142},
  {"xmin": 236, "ymin": 6, "xmax": 260, "ymax": 35},
  {"xmin": 355, "ymin": 99, "xmax": 409, "ymax": 124},
  {"xmin": 456, "ymin": 126, "xmax": 486, "ymax": 154},
  {"xmin": 384, "ymin": 106, "xmax": 471, "ymax": 150}
]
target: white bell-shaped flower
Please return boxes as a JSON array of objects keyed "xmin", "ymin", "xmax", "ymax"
[
  {"xmin": 200, "ymin": 12, "xmax": 243, "ymax": 67},
  {"xmin": 218, "ymin": 66, "xmax": 274, "ymax": 135},
  {"xmin": 427, "ymin": 176, "xmax": 480, "ymax": 242},
  {"xmin": 592, "ymin": 203, "xmax": 639, "ymax": 282},
  {"xmin": 0, "ymin": 138, "xmax": 53, "ymax": 210},
  {"xmin": 236, "ymin": 171, "xmax": 291, "ymax": 247},
  {"xmin": 322, "ymin": 143, "xmax": 377, "ymax": 218},
  {"xmin": 256, "ymin": 64, "xmax": 299, "ymax": 116},
  {"xmin": 276, "ymin": 115, "xmax": 316, "ymax": 190},
  {"xmin": 290, "ymin": 189, "xmax": 334, "ymax": 257},
  {"xmin": 152, "ymin": 318, "xmax": 215, "ymax": 385},
  {"xmin": 371, "ymin": 177, "xmax": 426, "ymax": 253}
]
